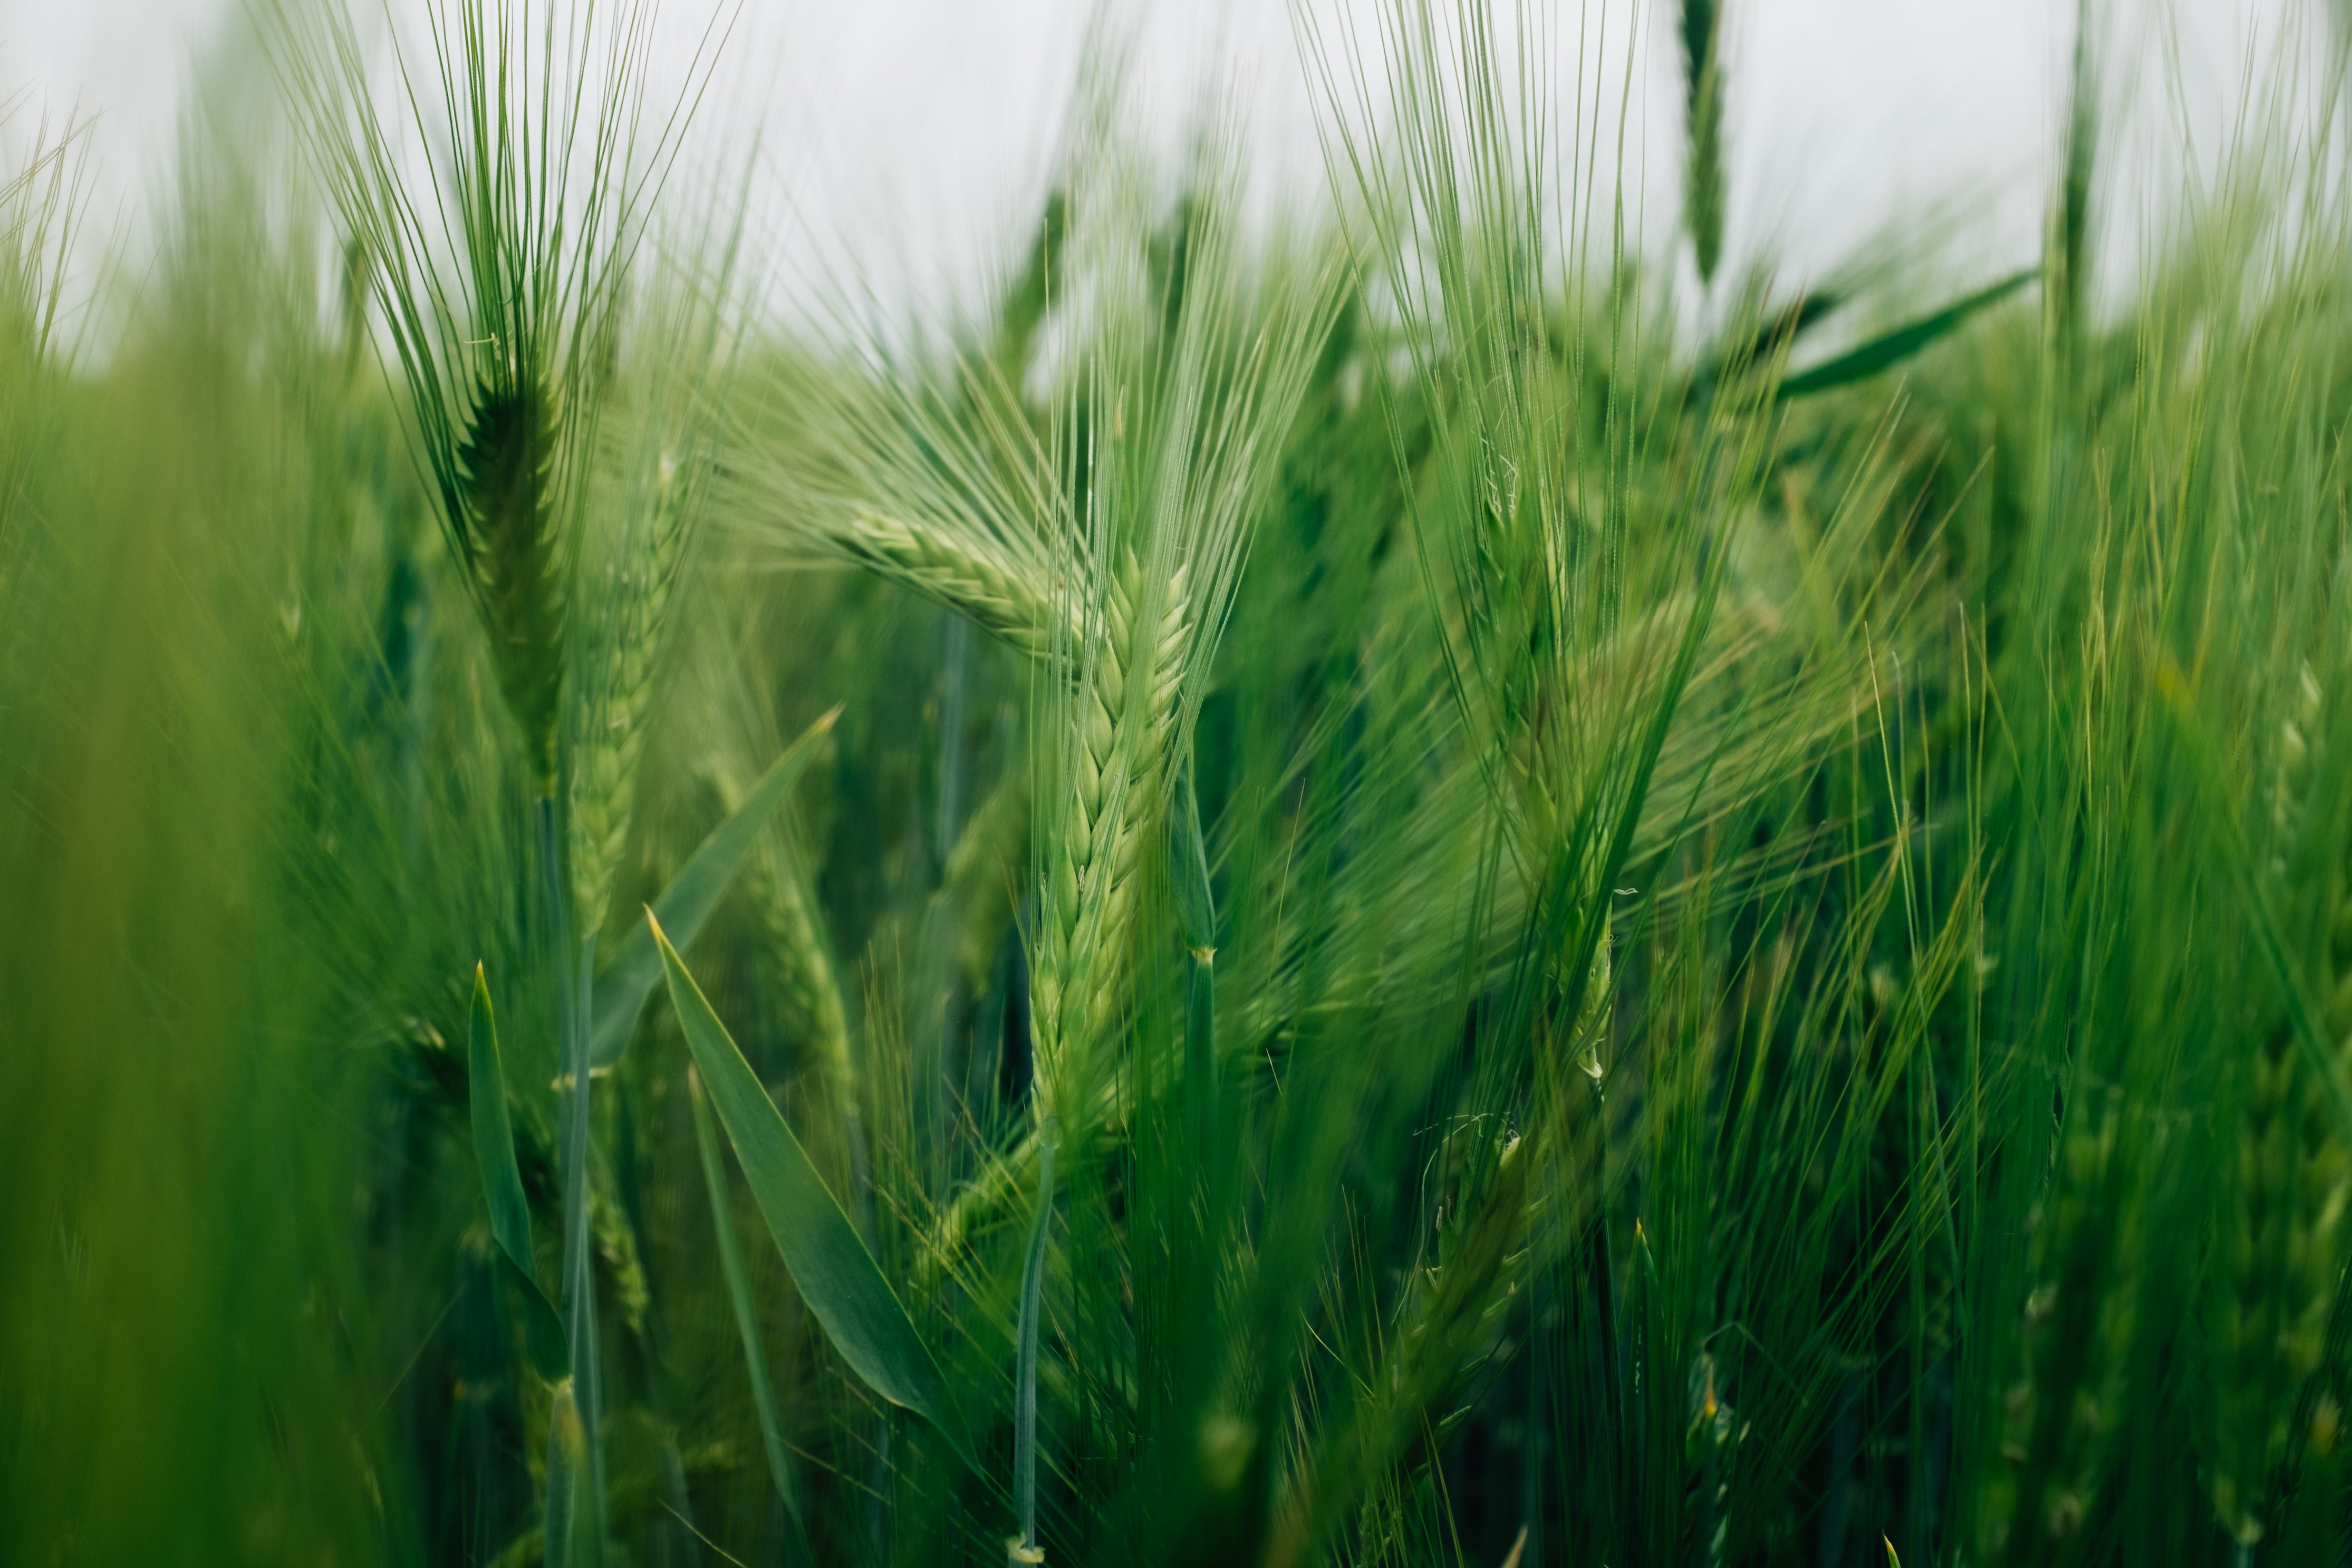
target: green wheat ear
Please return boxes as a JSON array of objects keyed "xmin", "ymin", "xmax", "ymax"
[
  {"xmin": 457, "ymin": 367, "xmax": 567, "ymax": 792},
  {"xmin": 570, "ymin": 261, "xmax": 735, "ymax": 932},
  {"xmin": 267, "ymin": 0, "xmax": 729, "ymax": 796},
  {"xmin": 1680, "ymin": 0, "xmax": 1726, "ymax": 284}
]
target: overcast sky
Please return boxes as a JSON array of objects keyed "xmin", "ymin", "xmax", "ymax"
[{"xmin": 4, "ymin": 0, "xmax": 2336, "ymax": 328}]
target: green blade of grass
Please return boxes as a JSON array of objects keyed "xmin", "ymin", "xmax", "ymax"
[
  {"xmin": 589, "ymin": 706, "xmax": 839, "ymax": 1069},
  {"xmin": 1169, "ymin": 765, "xmax": 1216, "ymax": 960},
  {"xmin": 651, "ymin": 911, "xmax": 970, "ymax": 1464},
  {"xmin": 1171, "ymin": 768, "xmax": 1219, "ymax": 1164},
  {"xmin": 688, "ymin": 1063, "xmax": 804, "ymax": 1533},
  {"xmin": 1776, "ymin": 270, "xmax": 2036, "ymax": 399},
  {"xmin": 467, "ymin": 964, "xmax": 569, "ymax": 1382}
]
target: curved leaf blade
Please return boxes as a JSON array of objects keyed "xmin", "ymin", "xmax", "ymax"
[
  {"xmin": 467, "ymin": 965, "xmax": 568, "ymax": 1382},
  {"xmin": 589, "ymin": 706, "xmax": 838, "ymax": 1068},
  {"xmin": 1776, "ymin": 269, "xmax": 2035, "ymax": 399},
  {"xmin": 651, "ymin": 913, "xmax": 970, "ymax": 1465}
]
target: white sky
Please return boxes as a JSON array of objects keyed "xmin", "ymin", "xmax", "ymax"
[{"xmin": 3, "ymin": 0, "xmax": 2337, "ymax": 333}]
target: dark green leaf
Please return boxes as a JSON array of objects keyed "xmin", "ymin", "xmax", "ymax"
[
  {"xmin": 1692, "ymin": 289, "xmax": 1846, "ymax": 399},
  {"xmin": 1776, "ymin": 270, "xmax": 2035, "ymax": 399},
  {"xmin": 651, "ymin": 913, "xmax": 970, "ymax": 1465}
]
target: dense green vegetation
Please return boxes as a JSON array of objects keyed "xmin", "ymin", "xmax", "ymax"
[{"xmin": 9, "ymin": 2, "xmax": 2352, "ymax": 1563}]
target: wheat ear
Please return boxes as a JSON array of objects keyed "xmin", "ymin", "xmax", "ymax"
[
  {"xmin": 571, "ymin": 449, "xmax": 695, "ymax": 927},
  {"xmin": 454, "ymin": 367, "xmax": 569, "ymax": 796},
  {"xmin": 2212, "ymin": 669, "xmax": 2349, "ymax": 1545},
  {"xmin": 1980, "ymin": 1077, "xmax": 2141, "ymax": 1556},
  {"xmin": 832, "ymin": 506, "xmax": 1071, "ymax": 658},
  {"xmin": 1026, "ymin": 549, "xmax": 1189, "ymax": 1108},
  {"xmin": 696, "ymin": 757, "xmax": 856, "ymax": 1100}
]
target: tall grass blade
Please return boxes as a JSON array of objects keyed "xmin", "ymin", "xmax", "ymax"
[
  {"xmin": 2054, "ymin": 0, "xmax": 2099, "ymax": 364},
  {"xmin": 1776, "ymin": 270, "xmax": 2036, "ymax": 398},
  {"xmin": 2153, "ymin": 663, "xmax": 2352, "ymax": 1140}
]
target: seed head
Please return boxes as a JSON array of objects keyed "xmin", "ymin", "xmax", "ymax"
[{"xmin": 454, "ymin": 369, "xmax": 566, "ymax": 790}]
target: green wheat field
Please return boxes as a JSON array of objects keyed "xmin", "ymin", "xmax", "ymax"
[{"xmin": 9, "ymin": 2, "xmax": 2352, "ymax": 1563}]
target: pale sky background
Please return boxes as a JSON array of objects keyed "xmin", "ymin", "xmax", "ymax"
[{"xmin": 3, "ymin": 0, "xmax": 2340, "ymax": 336}]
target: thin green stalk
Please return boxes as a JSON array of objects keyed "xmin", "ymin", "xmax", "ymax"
[
  {"xmin": 544, "ymin": 797, "xmax": 606, "ymax": 1562},
  {"xmin": 1012, "ymin": 1125, "xmax": 1058, "ymax": 1564},
  {"xmin": 1171, "ymin": 764, "xmax": 1218, "ymax": 1167}
]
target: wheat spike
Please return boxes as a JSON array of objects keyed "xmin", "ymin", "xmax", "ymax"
[
  {"xmin": 1981, "ymin": 1081, "xmax": 2141, "ymax": 1556},
  {"xmin": 750, "ymin": 819, "xmax": 856, "ymax": 1102},
  {"xmin": 1028, "ymin": 549, "xmax": 1190, "ymax": 1114},
  {"xmin": 694, "ymin": 753, "xmax": 856, "ymax": 1101},
  {"xmin": 570, "ymin": 446, "xmax": 695, "ymax": 927},
  {"xmin": 837, "ymin": 507, "xmax": 1065, "ymax": 657},
  {"xmin": 455, "ymin": 367, "xmax": 568, "ymax": 795},
  {"xmin": 1678, "ymin": 0, "xmax": 1726, "ymax": 285},
  {"xmin": 921, "ymin": 553, "xmax": 1191, "ymax": 1281},
  {"xmin": 2212, "ymin": 667, "xmax": 2346, "ymax": 1546}
]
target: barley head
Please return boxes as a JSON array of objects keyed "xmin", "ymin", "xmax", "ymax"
[{"xmin": 455, "ymin": 367, "xmax": 567, "ymax": 793}]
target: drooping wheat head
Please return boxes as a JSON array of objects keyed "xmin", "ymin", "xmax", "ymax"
[
  {"xmin": 728, "ymin": 333, "xmax": 1072, "ymax": 659},
  {"xmin": 834, "ymin": 505, "xmax": 1064, "ymax": 657}
]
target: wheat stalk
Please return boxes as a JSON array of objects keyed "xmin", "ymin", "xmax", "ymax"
[{"xmin": 269, "ymin": 5, "xmax": 734, "ymax": 1557}]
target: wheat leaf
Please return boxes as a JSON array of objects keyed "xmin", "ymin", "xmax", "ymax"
[
  {"xmin": 651, "ymin": 913, "xmax": 969, "ymax": 1463},
  {"xmin": 1776, "ymin": 270, "xmax": 2035, "ymax": 399}
]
